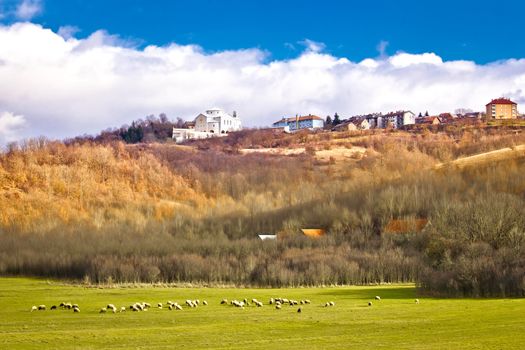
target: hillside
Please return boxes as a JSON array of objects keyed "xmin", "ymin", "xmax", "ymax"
[{"xmin": 1, "ymin": 128, "xmax": 525, "ymax": 296}]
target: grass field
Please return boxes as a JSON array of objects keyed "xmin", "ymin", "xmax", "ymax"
[{"xmin": 1, "ymin": 278, "xmax": 524, "ymax": 349}]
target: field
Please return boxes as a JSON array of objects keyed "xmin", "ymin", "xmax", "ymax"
[{"xmin": 1, "ymin": 278, "xmax": 524, "ymax": 349}]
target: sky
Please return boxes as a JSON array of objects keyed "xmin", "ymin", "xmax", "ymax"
[{"xmin": 1, "ymin": 0, "xmax": 525, "ymax": 143}]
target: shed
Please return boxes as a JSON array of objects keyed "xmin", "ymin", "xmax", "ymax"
[
  {"xmin": 258, "ymin": 234, "xmax": 277, "ymax": 240},
  {"xmin": 301, "ymin": 229, "xmax": 326, "ymax": 238}
]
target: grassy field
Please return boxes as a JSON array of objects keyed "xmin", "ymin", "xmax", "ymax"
[{"xmin": 1, "ymin": 278, "xmax": 524, "ymax": 349}]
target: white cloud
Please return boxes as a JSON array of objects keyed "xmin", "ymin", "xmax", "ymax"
[
  {"xmin": 299, "ymin": 39, "xmax": 326, "ymax": 53},
  {"xmin": 0, "ymin": 111, "xmax": 27, "ymax": 144},
  {"xmin": 0, "ymin": 22, "xmax": 525, "ymax": 143},
  {"xmin": 57, "ymin": 25, "xmax": 80, "ymax": 40},
  {"xmin": 15, "ymin": 0, "xmax": 42, "ymax": 21}
]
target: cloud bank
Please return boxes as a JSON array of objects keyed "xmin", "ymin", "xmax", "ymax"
[{"xmin": 0, "ymin": 22, "xmax": 525, "ymax": 143}]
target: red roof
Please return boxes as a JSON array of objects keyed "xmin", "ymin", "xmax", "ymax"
[
  {"xmin": 279, "ymin": 115, "xmax": 323, "ymax": 122},
  {"xmin": 486, "ymin": 98, "xmax": 517, "ymax": 106}
]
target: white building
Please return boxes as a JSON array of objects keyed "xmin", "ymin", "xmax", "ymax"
[
  {"xmin": 194, "ymin": 108, "xmax": 242, "ymax": 134},
  {"xmin": 172, "ymin": 108, "xmax": 242, "ymax": 143}
]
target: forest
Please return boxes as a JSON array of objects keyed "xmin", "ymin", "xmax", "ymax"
[{"xmin": 1, "ymin": 126, "xmax": 525, "ymax": 297}]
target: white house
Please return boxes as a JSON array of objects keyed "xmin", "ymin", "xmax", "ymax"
[
  {"xmin": 194, "ymin": 108, "xmax": 242, "ymax": 134},
  {"xmin": 172, "ymin": 108, "xmax": 242, "ymax": 143}
]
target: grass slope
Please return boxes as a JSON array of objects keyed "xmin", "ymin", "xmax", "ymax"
[{"xmin": 1, "ymin": 278, "xmax": 524, "ymax": 349}]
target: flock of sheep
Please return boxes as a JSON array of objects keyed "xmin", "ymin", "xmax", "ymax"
[
  {"xmin": 31, "ymin": 302, "xmax": 80, "ymax": 313},
  {"xmin": 30, "ymin": 296, "xmax": 421, "ymax": 314}
]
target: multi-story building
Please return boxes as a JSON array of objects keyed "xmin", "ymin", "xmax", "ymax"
[
  {"xmin": 272, "ymin": 115, "xmax": 324, "ymax": 131},
  {"xmin": 359, "ymin": 111, "xmax": 415, "ymax": 129},
  {"xmin": 194, "ymin": 108, "xmax": 242, "ymax": 134},
  {"xmin": 486, "ymin": 98, "xmax": 518, "ymax": 119},
  {"xmin": 172, "ymin": 108, "xmax": 242, "ymax": 143}
]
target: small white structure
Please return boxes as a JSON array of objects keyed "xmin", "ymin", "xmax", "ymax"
[
  {"xmin": 258, "ymin": 234, "xmax": 277, "ymax": 241},
  {"xmin": 194, "ymin": 108, "xmax": 242, "ymax": 134}
]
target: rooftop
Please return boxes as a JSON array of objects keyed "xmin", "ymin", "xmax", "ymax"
[{"xmin": 486, "ymin": 98, "xmax": 517, "ymax": 106}]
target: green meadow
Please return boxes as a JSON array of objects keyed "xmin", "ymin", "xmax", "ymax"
[{"xmin": 0, "ymin": 278, "xmax": 523, "ymax": 349}]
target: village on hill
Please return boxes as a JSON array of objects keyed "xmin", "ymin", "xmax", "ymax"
[{"xmin": 171, "ymin": 98, "xmax": 522, "ymax": 143}]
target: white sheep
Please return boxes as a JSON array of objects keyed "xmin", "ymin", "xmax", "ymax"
[
  {"xmin": 99, "ymin": 308, "xmax": 107, "ymax": 313},
  {"xmin": 275, "ymin": 305, "xmax": 282, "ymax": 310},
  {"xmin": 304, "ymin": 300, "xmax": 311, "ymax": 304},
  {"xmin": 120, "ymin": 307, "xmax": 126, "ymax": 312},
  {"xmin": 175, "ymin": 304, "xmax": 183, "ymax": 311},
  {"xmin": 329, "ymin": 301, "xmax": 335, "ymax": 306},
  {"xmin": 203, "ymin": 300, "xmax": 208, "ymax": 306},
  {"xmin": 269, "ymin": 298, "xmax": 274, "ymax": 305},
  {"xmin": 157, "ymin": 303, "xmax": 163, "ymax": 309},
  {"xmin": 31, "ymin": 306, "xmax": 37, "ymax": 312},
  {"xmin": 415, "ymin": 299, "xmax": 420, "ymax": 304},
  {"xmin": 375, "ymin": 296, "xmax": 381, "ymax": 301},
  {"xmin": 38, "ymin": 305, "xmax": 46, "ymax": 310},
  {"xmin": 73, "ymin": 307, "xmax": 80, "ymax": 313},
  {"xmin": 368, "ymin": 302, "xmax": 373, "ymax": 306}
]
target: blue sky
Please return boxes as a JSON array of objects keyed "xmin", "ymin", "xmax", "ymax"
[
  {"xmin": 4, "ymin": 0, "xmax": 525, "ymax": 63},
  {"xmin": 0, "ymin": 0, "xmax": 524, "ymax": 143}
]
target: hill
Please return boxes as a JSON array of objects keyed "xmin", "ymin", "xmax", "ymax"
[{"xmin": 1, "ymin": 127, "xmax": 525, "ymax": 296}]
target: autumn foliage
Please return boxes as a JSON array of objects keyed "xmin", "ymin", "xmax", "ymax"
[{"xmin": 1, "ymin": 127, "xmax": 525, "ymax": 296}]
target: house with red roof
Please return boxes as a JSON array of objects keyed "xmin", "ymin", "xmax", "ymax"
[
  {"xmin": 486, "ymin": 98, "xmax": 518, "ymax": 119},
  {"xmin": 272, "ymin": 114, "xmax": 324, "ymax": 131}
]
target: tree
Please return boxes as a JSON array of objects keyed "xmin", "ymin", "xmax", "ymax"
[
  {"xmin": 325, "ymin": 115, "xmax": 332, "ymax": 126},
  {"xmin": 418, "ymin": 112, "xmax": 423, "ymax": 118},
  {"xmin": 425, "ymin": 111, "xmax": 429, "ymax": 117},
  {"xmin": 333, "ymin": 113, "xmax": 341, "ymax": 126}
]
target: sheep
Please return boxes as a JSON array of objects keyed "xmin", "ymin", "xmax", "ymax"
[
  {"xmin": 59, "ymin": 302, "xmax": 65, "ymax": 308},
  {"xmin": 220, "ymin": 299, "xmax": 228, "ymax": 305},
  {"xmin": 368, "ymin": 302, "xmax": 373, "ymax": 306},
  {"xmin": 131, "ymin": 305, "xmax": 140, "ymax": 312},
  {"xmin": 255, "ymin": 301, "xmax": 263, "ymax": 307},
  {"xmin": 107, "ymin": 304, "xmax": 116, "ymax": 310},
  {"xmin": 120, "ymin": 307, "xmax": 126, "ymax": 312},
  {"xmin": 195, "ymin": 300, "xmax": 200, "ymax": 306},
  {"xmin": 64, "ymin": 303, "xmax": 72, "ymax": 310},
  {"xmin": 185, "ymin": 300, "xmax": 193, "ymax": 307},
  {"xmin": 282, "ymin": 298, "xmax": 289, "ymax": 304},
  {"xmin": 297, "ymin": 308, "xmax": 302, "ymax": 313},
  {"xmin": 269, "ymin": 298, "xmax": 274, "ymax": 305},
  {"xmin": 202, "ymin": 300, "xmax": 208, "ymax": 306},
  {"xmin": 72, "ymin": 304, "xmax": 79, "ymax": 309},
  {"xmin": 50, "ymin": 305, "xmax": 57, "ymax": 310},
  {"xmin": 275, "ymin": 305, "xmax": 282, "ymax": 310},
  {"xmin": 169, "ymin": 304, "xmax": 173, "ymax": 310},
  {"xmin": 329, "ymin": 301, "xmax": 335, "ymax": 306},
  {"xmin": 252, "ymin": 298, "xmax": 258, "ymax": 304},
  {"xmin": 415, "ymin": 299, "xmax": 420, "ymax": 304},
  {"xmin": 175, "ymin": 304, "xmax": 183, "ymax": 311},
  {"xmin": 31, "ymin": 306, "xmax": 37, "ymax": 312},
  {"xmin": 375, "ymin": 296, "xmax": 381, "ymax": 301},
  {"xmin": 143, "ymin": 303, "xmax": 151, "ymax": 308},
  {"xmin": 73, "ymin": 307, "xmax": 80, "ymax": 313},
  {"xmin": 304, "ymin": 299, "xmax": 311, "ymax": 304},
  {"xmin": 99, "ymin": 308, "xmax": 107, "ymax": 313},
  {"xmin": 325, "ymin": 302, "xmax": 330, "ymax": 307},
  {"xmin": 38, "ymin": 305, "xmax": 46, "ymax": 310},
  {"xmin": 157, "ymin": 303, "xmax": 163, "ymax": 309}
]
